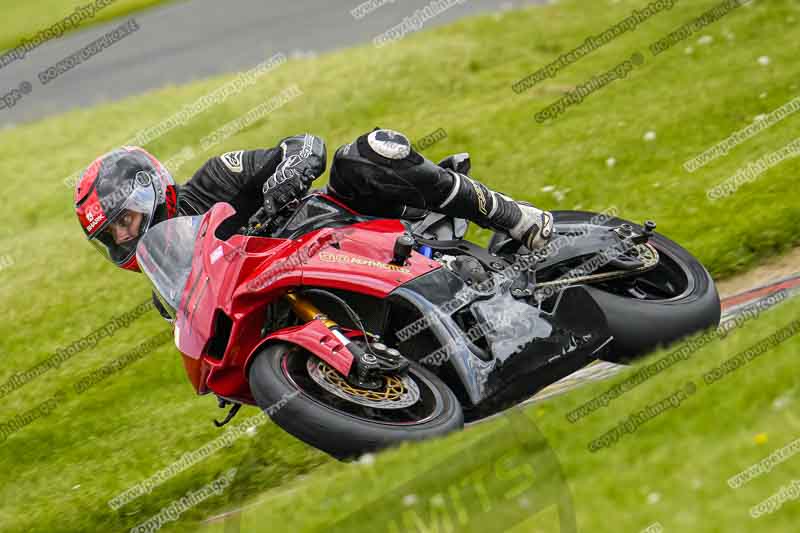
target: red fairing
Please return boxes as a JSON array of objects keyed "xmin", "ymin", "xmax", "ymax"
[
  {"xmin": 301, "ymin": 219, "xmax": 439, "ymax": 297},
  {"xmin": 174, "ymin": 204, "xmax": 251, "ymax": 360},
  {"xmin": 245, "ymin": 320, "xmax": 354, "ymax": 378},
  {"xmin": 170, "ymin": 202, "xmax": 441, "ymax": 404}
]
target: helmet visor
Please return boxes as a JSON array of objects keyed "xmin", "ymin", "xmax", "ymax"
[{"xmin": 88, "ymin": 181, "xmax": 157, "ymax": 265}]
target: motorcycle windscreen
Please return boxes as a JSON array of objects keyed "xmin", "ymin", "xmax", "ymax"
[{"xmin": 136, "ymin": 215, "xmax": 203, "ymax": 319}]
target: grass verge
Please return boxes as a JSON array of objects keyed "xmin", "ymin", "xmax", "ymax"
[
  {"xmin": 197, "ymin": 296, "xmax": 800, "ymax": 533},
  {"xmin": 1, "ymin": 0, "xmax": 176, "ymax": 54},
  {"xmin": 0, "ymin": 0, "xmax": 798, "ymax": 531}
]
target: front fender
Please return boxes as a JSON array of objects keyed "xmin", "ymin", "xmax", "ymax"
[{"xmin": 243, "ymin": 320, "xmax": 355, "ymax": 378}]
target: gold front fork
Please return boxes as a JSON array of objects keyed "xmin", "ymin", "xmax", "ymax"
[
  {"xmin": 285, "ymin": 291, "xmax": 365, "ymax": 366},
  {"xmin": 284, "ymin": 292, "xmax": 385, "ymax": 388},
  {"xmin": 285, "ymin": 292, "xmax": 338, "ymax": 329}
]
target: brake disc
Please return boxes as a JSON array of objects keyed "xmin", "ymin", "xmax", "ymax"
[{"xmin": 306, "ymin": 358, "xmax": 420, "ymax": 409}]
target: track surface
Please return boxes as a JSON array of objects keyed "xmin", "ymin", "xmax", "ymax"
[{"xmin": 0, "ymin": 0, "xmax": 543, "ymax": 126}]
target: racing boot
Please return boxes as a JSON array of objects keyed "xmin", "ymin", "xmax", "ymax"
[{"xmin": 436, "ymin": 169, "xmax": 554, "ymax": 251}]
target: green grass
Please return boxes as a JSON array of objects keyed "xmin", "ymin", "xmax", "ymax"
[
  {"xmin": 0, "ymin": 0, "xmax": 799, "ymax": 531},
  {"xmin": 1, "ymin": 0, "xmax": 176, "ymax": 54},
  {"xmin": 198, "ymin": 297, "xmax": 800, "ymax": 533}
]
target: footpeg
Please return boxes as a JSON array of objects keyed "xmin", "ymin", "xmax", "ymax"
[
  {"xmin": 214, "ymin": 397, "xmax": 242, "ymax": 427},
  {"xmin": 438, "ymin": 152, "xmax": 471, "ymax": 174}
]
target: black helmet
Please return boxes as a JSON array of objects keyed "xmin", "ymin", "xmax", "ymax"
[{"xmin": 74, "ymin": 146, "xmax": 178, "ymax": 272}]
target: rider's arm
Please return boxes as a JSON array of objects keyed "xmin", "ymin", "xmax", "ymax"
[{"xmin": 178, "ymin": 134, "xmax": 326, "ymax": 219}]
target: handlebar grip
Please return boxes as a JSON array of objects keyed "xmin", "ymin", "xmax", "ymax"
[
  {"xmin": 247, "ymin": 206, "xmax": 268, "ymax": 228},
  {"xmin": 262, "ymin": 197, "xmax": 280, "ymax": 219}
]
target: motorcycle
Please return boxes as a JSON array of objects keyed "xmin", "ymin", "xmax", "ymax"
[{"xmin": 136, "ymin": 161, "xmax": 720, "ymax": 459}]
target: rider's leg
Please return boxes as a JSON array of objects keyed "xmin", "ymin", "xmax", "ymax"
[{"xmin": 328, "ymin": 128, "xmax": 553, "ymax": 250}]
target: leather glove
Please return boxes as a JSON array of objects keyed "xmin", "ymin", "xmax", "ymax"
[{"xmin": 261, "ymin": 154, "xmax": 317, "ymax": 218}]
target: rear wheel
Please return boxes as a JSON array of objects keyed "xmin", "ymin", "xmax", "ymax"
[
  {"xmin": 490, "ymin": 210, "xmax": 721, "ymax": 363},
  {"xmin": 248, "ymin": 342, "xmax": 463, "ymax": 459}
]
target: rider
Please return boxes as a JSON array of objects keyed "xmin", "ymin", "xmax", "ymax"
[{"xmin": 74, "ymin": 128, "xmax": 553, "ymax": 275}]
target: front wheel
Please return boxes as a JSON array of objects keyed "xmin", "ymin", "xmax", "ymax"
[{"xmin": 248, "ymin": 342, "xmax": 463, "ymax": 459}]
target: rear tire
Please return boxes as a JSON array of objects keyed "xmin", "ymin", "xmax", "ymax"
[
  {"xmin": 490, "ymin": 210, "xmax": 721, "ymax": 363},
  {"xmin": 248, "ymin": 342, "xmax": 464, "ymax": 459}
]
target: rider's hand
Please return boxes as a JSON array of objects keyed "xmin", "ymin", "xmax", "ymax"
[{"xmin": 261, "ymin": 154, "xmax": 318, "ymax": 217}]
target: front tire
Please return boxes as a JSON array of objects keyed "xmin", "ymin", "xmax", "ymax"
[{"xmin": 248, "ymin": 342, "xmax": 464, "ymax": 459}]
